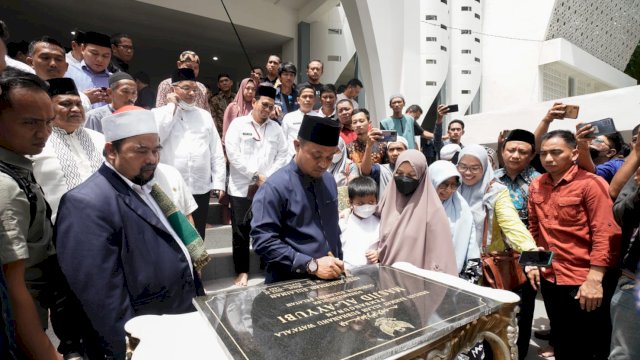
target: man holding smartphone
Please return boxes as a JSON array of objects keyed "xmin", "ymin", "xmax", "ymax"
[{"xmin": 575, "ymin": 122, "xmax": 625, "ymax": 183}]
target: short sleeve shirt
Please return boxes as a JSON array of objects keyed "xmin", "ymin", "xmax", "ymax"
[{"xmin": 0, "ymin": 147, "xmax": 54, "ymax": 268}]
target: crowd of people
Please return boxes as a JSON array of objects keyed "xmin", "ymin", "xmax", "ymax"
[{"xmin": 0, "ymin": 23, "xmax": 638, "ymax": 360}]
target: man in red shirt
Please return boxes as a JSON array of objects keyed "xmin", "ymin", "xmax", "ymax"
[{"xmin": 527, "ymin": 130, "xmax": 621, "ymax": 360}]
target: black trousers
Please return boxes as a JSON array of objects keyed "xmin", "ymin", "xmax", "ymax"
[
  {"xmin": 512, "ymin": 280, "xmax": 537, "ymax": 360},
  {"xmin": 31, "ymin": 256, "xmax": 88, "ymax": 356},
  {"xmin": 229, "ymin": 195, "xmax": 253, "ymax": 274},
  {"xmin": 540, "ymin": 274, "xmax": 616, "ymax": 360},
  {"xmin": 192, "ymin": 191, "xmax": 211, "ymax": 240}
]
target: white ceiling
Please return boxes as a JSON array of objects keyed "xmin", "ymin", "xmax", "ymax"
[{"xmin": 1, "ymin": 0, "xmax": 294, "ymax": 88}]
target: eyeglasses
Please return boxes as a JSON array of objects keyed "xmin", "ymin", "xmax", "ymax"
[
  {"xmin": 175, "ymin": 86, "xmax": 197, "ymax": 93},
  {"xmin": 591, "ymin": 138, "xmax": 610, "ymax": 148},
  {"xmin": 438, "ymin": 182, "xmax": 459, "ymax": 191},
  {"xmin": 260, "ymin": 102, "xmax": 275, "ymax": 110},
  {"xmin": 117, "ymin": 44, "xmax": 134, "ymax": 51},
  {"xmin": 457, "ymin": 164, "xmax": 483, "ymax": 174}
]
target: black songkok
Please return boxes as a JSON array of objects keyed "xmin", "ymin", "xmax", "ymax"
[
  {"xmin": 83, "ymin": 31, "xmax": 111, "ymax": 48},
  {"xmin": 47, "ymin": 78, "xmax": 79, "ymax": 97},
  {"xmin": 108, "ymin": 72, "xmax": 134, "ymax": 87},
  {"xmin": 298, "ymin": 114, "xmax": 340, "ymax": 147},
  {"xmin": 171, "ymin": 68, "xmax": 196, "ymax": 83},
  {"xmin": 504, "ymin": 129, "xmax": 536, "ymax": 149},
  {"xmin": 256, "ymin": 85, "xmax": 276, "ymax": 100}
]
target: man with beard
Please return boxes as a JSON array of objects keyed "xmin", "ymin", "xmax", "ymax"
[
  {"xmin": 85, "ymin": 72, "xmax": 137, "ymax": 133},
  {"xmin": 31, "ymin": 78, "xmax": 105, "ymax": 222},
  {"xmin": 153, "ymin": 68, "xmax": 225, "ymax": 239},
  {"xmin": 251, "ymin": 114, "xmax": 344, "ymax": 283},
  {"xmin": 55, "ymin": 108, "xmax": 202, "ymax": 359}
]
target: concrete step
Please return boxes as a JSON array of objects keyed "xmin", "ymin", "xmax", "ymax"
[
  {"xmin": 200, "ymin": 247, "xmax": 263, "ymax": 284},
  {"xmin": 203, "ymin": 274, "xmax": 265, "ymax": 294},
  {"xmin": 203, "ymin": 224, "xmax": 232, "ymax": 250}
]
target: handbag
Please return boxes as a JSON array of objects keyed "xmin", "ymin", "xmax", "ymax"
[{"xmin": 480, "ymin": 182, "xmax": 527, "ymax": 290}]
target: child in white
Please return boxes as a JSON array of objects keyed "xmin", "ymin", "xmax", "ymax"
[{"xmin": 339, "ymin": 176, "xmax": 380, "ymax": 270}]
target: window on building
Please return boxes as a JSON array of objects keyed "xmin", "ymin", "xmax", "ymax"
[
  {"xmin": 426, "ymin": 37, "xmax": 437, "ymax": 41},
  {"xmin": 461, "ymin": 90, "xmax": 471, "ymax": 94},
  {"xmin": 475, "ymin": 13, "xmax": 481, "ymax": 19},
  {"xmin": 462, "ymin": 49, "xmax": 472, "ymax": 54},
  {"xmin": 426, "ymin": 59, "xmax": 437, "ymax": 64},
  {"xmin": 568, "ymin": 76, "xmax": 576, "ymax": 96},
  {"xmin": 474, "ymin": 57, "xmax": 481, "ymax": 62},
  {"xmin": 441, "ymin": 46, "xmax": 447, "ymax": 51},
  {"xmin": 441, "ymin": 0, "xmax": 447, "ymax": 3},
  {"xmin": 462, "ymin": 70, "xmax": 472, "ymax": 74},
  {"xmin": 426, "ymin": 81, "xmax": 438, "ymax": 86},
  {"xmin": 425, "ymin": 15, "xmax": 437, "ymax": 21},
  {"xmin": 441, "ymin": 24, "xmax": 448, "ymax": 30},
  {"xmin": 461, "ymin": 29, "xmax": 472, "ymax": 34},
  {"xmin": 461, "ymin": 6, "xmax": 472, "ymax": 11},
  {"xmin": 475, "ymin": 37, "xmax": 481, "ymax": 43}
]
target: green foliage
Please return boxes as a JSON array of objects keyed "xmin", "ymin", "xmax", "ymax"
[{"xmin": 624, "ymin": 42, "xmax": 640, "ymax": 82}]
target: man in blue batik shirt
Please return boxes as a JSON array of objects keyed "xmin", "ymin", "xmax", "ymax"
[
  {"xmin": 494, "ymin": 129, "xmax": 541, "ymax": 359},
  {"xmin": 251, "ymin": 114, "xmax": 344, "ymax": 283}
]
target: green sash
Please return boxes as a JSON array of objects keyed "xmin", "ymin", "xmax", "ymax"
[{"xmin": 150, "ymin": 184, "xmax": 211, "ymax": 272}]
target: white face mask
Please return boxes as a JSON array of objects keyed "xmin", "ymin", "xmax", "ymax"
[
  {"xmin": 353, "ymin": 204, "xmax": 376, "ymax": 219},
  {"xmin": 332, "ymin": 153, "xmax": 342, "ymax": 164},
  {"xmin": 178, "ymin": 100, "xmax": 196, "ymax": 111}
]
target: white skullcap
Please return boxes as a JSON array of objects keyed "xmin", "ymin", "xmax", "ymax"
[
  {"xmin": 101, "ymin": 109, "xmax": 158, "ymax": 142},
  {"xmin": 389, "ymin": 136, "xmax": 409, "ymax": 149},
  {"xmin": 440, "ymin": 143, "xmax": 462, "ymax": 161}
]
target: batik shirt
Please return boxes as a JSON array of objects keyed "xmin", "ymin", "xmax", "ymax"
[{"xmin": 494, "ymin": 166, "xmax": 540, "ymax": 226}]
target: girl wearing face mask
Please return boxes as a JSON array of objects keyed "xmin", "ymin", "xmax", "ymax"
[
  {"xmin": 429, "ymin": 160, "xmax": 481, "ymax": 281},
  {"xmin": 457, "ymin": 144, "xmax": 536, "ymax": 255},
  {"xmin": 339, "ymin": 176, "xmax": 380, "ymax": 270},
  {"xmin": 376, "ymin": 150, "xmax": 457, "ymax": 275}
]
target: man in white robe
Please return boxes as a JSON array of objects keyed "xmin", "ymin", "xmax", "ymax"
[
  {"xmin": 31, "ymin": 78, "xmax": 105, "ymax": 222},
  {"xmin": 152, "ymin": 68, "xmax": 225, "ymax": 239}
]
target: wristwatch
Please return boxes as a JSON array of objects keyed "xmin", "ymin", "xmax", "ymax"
[{"xmin": 306, "ymin": 258, "xmax": 318, "ymax": 275}]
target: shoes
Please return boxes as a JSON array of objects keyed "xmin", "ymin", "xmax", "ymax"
[
  {"xmin": 534, "ymin": 329, "xmax": 551, "ymax": 341},
  {"xmin": 537, "ymin": 344, "xmax": 554, "ymax": 359},
  {"xmin": 63, "ymin": 352, "xmax": 84, "ymax": 360}
]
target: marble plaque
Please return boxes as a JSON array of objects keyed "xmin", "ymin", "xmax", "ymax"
[{"xmin": 194, "ymin": 265, "xmax": 501, "ymax": 359}]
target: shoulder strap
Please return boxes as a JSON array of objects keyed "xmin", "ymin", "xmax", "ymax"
[
  {"xmin": 481, "ymin": 178, "xmax": 497, "ymax": 251},
  {"xmin": 0, "ymin": 162, "xmax": 37, "ymax": 227}
]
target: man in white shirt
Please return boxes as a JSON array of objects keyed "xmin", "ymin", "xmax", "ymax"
[
  {"xmin": 32, "ymin": 78, "xmax": 105, "ymax": 222},
  {"xmin": 153, "ymin": 68, "xmax": 225, "ymax": 239},
  {"xmin": 281, "ymin": 84, "xmax": 319, "ymax": 157},
  {"xmin": 65, "ymin": 29, "xmax": 84, "ymax": 68},
  {"xmin": 225, "ymin": 85, "xmax": 288, "ymax": 286},
  {"xmin": 26, "ymin": 36, "xmax": 92, "ymax": 112}
]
